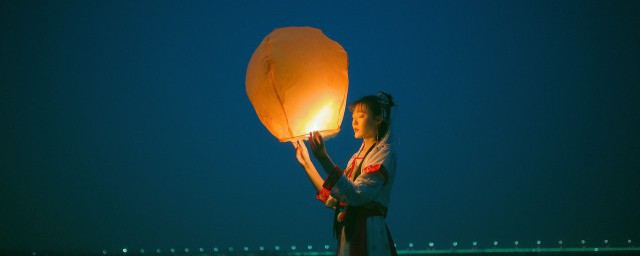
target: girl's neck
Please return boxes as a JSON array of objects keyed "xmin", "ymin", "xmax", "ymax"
[{"xmin": 363, "ymin": 137, "xmax": 376, "ymax": 151}]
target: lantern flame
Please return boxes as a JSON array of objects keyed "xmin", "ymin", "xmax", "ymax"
[{"xmin": 305, "ymin": 102, "xmax": 334, "ymax": 134}]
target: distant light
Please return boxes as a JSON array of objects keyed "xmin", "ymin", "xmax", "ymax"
[
  {"xmin": 325, "ymin": 245, "xmax": 330, "ymax": 250},
  {"xmin": 472, "ymin": 241, "xmax": 477, "ymax": 246},
  {"xmin": 213, "ymin": 247, "xmax": 219, "ymax": 252},
  {"xmin": 199, "ymin": 248, "xmax": 204, "ymax": 252},
  {"xmin": 595, "ymin": 248, "xmax": 599, "ymax": 252},
  {"xmin": 558, "ymin": 240, "xmax": 563, "ymax": 245},
  {"xmin": 604, "ymin": 240, "xmax": 609, "ymax": 244},
  {"xmin": 581, "ymin": 240, "xmax": 586, "ymax": 245},
  {"xmin": 184, "ymin": 248, "xmax": 189, "ymax": 253},
  {"xmin": 429, "ymin": 242, "xmax": 434, "ymax": 247},
  {"xmin": 537, "ymin": 240, "xmax": 541, "ymax": 245},
  {"xmin": 275, "ymin": 246, "xmax": 280, "ymax": 251},
  {"xmin": 122, "ymin": 248, "xmax": 128, "ymax": 253},
  {"xmin": 156, "ymin": 249, "xmax": 161, "ymax": 253},
  {"xmin": 409, "ymin": 242, "xmax": 414, "ymax": 248},
  {"xmin": 394, "ymin": 243, "xmax": 397, "ymax": 248},
  {"xmin": 514, "ymin": 241, "xmax": 519, "ymax": 245},
  {"xmin": 102, "ymin": 250, "xmax": 107, "ymax": 255},
  {"xmin": 170, "ymin": 248, "xmax": 175, "ymax": 253},
  {"xmin": 228, "ymin": 247, "xmax": 234, "ymax": 251},
  {"xmin": 629, "ymin": 239, "xmax": 632, "ymax": 244},
  {"xmin": 139, "ymin": 249, "xmax": 144, "ymax": 253},
  {"xmin": 493, "ymin": 241, "xmax": 498, "ymax": 246},
  {"xmin": 32, "ymin": 252, "xmax": 37, "ymax": 256},
  {"xmin": 260, "ymin": 246, "xmax": 265, "ymax": 251},
  {"xmin": 243, "ymin": 247, "xmax": 249, "ymax": 251},
  {"xmin": 291, "ymin": 245, "xmax": 297, "ymax": 250},
  {"xmin": 453, "ymin": 242, "xmax": 458, "ymax": 247},
  {"xmin": 308, "ymin": 245, "xmax": 313, "ymax": 250}
]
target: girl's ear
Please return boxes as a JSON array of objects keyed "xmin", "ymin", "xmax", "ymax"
[{"xmin": 375, "ymin": 115, "xmax": 383, "ymax": 126}]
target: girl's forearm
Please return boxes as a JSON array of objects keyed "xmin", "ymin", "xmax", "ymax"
[
  {"xmin": 302, "ymin": 163, "xmax": 324, "ymax": 193},
  {"xmin": 317, "ymin": 155, "xmax": 337, "ymax": 175}
]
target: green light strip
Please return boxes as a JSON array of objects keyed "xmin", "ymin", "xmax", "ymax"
[
  {"xmin": 284, "ymin": 247, "xmax": 639, "ymax": 255},
  {"xmin": 397, "ymin": 247, "xmax": 640, "ymax": 254},
  {"xmin": 286, "ymin": 252, "xmax": 335, "ymax": 256}
]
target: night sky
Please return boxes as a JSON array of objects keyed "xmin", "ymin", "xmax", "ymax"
[{"xmin": 2, "ymin": 0, "xmax": 639, "ymax": 252}]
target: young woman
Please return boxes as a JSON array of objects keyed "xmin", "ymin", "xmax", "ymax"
[{"xmin": 293, "ymin": 92, "xmax": 398, "ymax": 256}]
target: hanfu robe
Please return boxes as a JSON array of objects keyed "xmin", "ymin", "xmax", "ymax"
[{"xmin": 316, "ymin": 141, "xmax": 398, "ymax": 256}]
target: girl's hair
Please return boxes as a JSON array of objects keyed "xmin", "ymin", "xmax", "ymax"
[{"xmin": 348, "ymin": 91, "xmax": 396, "ymax": 140}]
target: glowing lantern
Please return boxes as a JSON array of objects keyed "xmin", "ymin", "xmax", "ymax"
[{"xmin": 246, "ymin": 27, "xmax": 349, "ymax": 142}]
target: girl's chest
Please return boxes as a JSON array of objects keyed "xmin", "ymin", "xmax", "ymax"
[{"xmin": 346, "ymin": 157, "xmax": 365, "ymax": 181}]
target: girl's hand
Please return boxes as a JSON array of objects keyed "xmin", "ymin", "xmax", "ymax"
[
  {"xmin": 308, "ymin": 131, "xmax": 329, "ymax": 162},
  {"xmin": 292, "ymin": 140, "xmax": 312, "ymax": 168}
]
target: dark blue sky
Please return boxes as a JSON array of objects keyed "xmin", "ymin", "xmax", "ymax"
[{"xmin": 2, "ymin": 0, "xmax": 639, "ymax": 251}]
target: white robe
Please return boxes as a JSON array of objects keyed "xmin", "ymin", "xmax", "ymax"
[{"xmin": 316, "ymin": 141, "xmax": 397, "ymax": 256}]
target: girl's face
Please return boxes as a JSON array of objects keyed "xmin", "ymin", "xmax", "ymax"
[{"xmin": 351, "ymin": 103, "xmax": 382, "ymax": 139}]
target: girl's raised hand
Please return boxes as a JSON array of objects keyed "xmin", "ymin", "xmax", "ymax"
[
  {"xmin": 292, "ymin": 140, "xmax": 312, "ymax": 167},
  {"xmin": 308, "ymin": 131, "xmax": 329, "ymax": 161}
]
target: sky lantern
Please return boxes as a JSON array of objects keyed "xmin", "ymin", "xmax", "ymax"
[{"xmin": 246, "ymin": 27, "xmax": 349, "ymax": 142}]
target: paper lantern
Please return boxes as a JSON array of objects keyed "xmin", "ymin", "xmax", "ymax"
[{"xmin": 246, "ymin": 27, "xmax": 349, "ymax": 142}]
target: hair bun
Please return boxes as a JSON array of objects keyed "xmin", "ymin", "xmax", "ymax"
[{"xmin": 377, "ymin": 91, "xmax": 395, "ymax": 108}]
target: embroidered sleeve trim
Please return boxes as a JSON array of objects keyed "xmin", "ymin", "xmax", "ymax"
[
  {"xmin": 362, "ymin": 163, "xmax": 382, "ymax": 174},
  {"xmin": 363, "ymin": 164, "xmax": 389, "ymax": 184},
  {"xmin": 316, "ymin": 188, "xmax": 331, "ymax": 203}
]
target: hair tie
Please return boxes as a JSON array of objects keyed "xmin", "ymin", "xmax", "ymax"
[{"xmin": 376, "ymin": 92, "xmax": 391, "ymax": 122}]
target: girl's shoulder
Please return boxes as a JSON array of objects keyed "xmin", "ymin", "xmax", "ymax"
[
  {"xmin": 374, "ymin": 141, "xmax": 393, "ymax": 155},
  {"xmin": 368, "ymin": 143, "xmax": 395, "ymax": 164},
  {"xmin": 362, "ymin": 143, "xmax": 396, "ymax": 175}
]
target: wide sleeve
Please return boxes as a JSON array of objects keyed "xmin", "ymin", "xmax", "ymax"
[
  {"xmin": 316, "ymin": 154, "xmax": 358, "ymax": 207},
  {"xmin": 330, "ymin": 146, "xmax": 395, "ymax": 206},
  {"xmin": 315, "ymin": 166, "xmax": 343, "ymax": 207}
]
